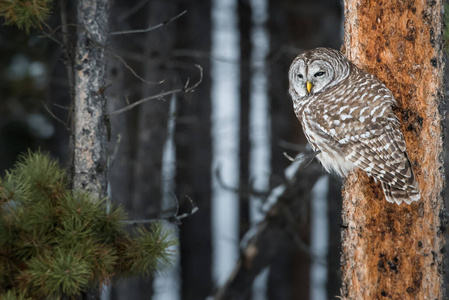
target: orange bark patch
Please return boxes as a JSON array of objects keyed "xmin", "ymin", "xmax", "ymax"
[{"xmin": 341, "ymin": 0, "xmax": 445, "ymax": 299}]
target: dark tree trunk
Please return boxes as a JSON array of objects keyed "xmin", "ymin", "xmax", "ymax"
[
  {"xmin": 72, "ymin": 0, "xmax": 110, "ymax": 299},
  {"xmin": 175, "ymin": 0, "xmax": 213, "ymax": 299},
  {"xmin": 131, "ymin": 1, "xmax": 178, "ymax": 221},
  {"xmin": 107, "ymin": 2, "xmax": 138, "ymax": 298},
  {"xmin": 341, "ymin": 1, "xmax": 445, "ymax": 298},
  {"xmin": 72, "ymin": 0, "xmax": 109, "ymax": 198},
  {"xmin": 326, "ymin": 176, "xmax": 343, "ymax": 296},
  {"xmin": 238, "ymin": 0, "xmax": 251, "ymax": 239}
]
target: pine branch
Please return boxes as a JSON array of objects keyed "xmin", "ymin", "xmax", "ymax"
[
  {"xmin": 0, "ymin": 151, "xmax": 178, "ymax": 298},
  {"xmin": 0, "ymin": 0, "xmax": 53, "ymax": 33}
]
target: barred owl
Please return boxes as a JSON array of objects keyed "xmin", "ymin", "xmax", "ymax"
[{"xmin": 288, "ymin": 47, "xmax": 420, "ymax": 205}]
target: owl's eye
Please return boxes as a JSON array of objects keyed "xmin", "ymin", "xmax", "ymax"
[
  {"xmin": 314, "ymin": 71, "xmax": 325, "ymax": 77},
  {"xmin": 297, "ymin": 74, "xmax": 303, "ymax": 79}
]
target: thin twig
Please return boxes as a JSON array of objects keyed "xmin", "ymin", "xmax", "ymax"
[
  {"xmin": 45, "ymin": 21, "xmax": 162, "ymax": 87},
  {"xmin": 110, "ymin": 10, "xmax": 187, "ymax": 35},
  {"xmin": 38, "ymin": 31, "xmax": 63, "ymax": 45},
  {"xmin": 108, "ymin": 65, "xmax": 203, "ymax": 117},
  {"xmin": 283, "ymin": 150, "xmax": 321, "ymax": 164},
  {"xmin": 38, "ymin": 23, "xmax": 78, "ymax": 39},
  {"xmin": 53, "ymin": 103, "xmax": 70, "ymax": 110},
  {"xmin": 121, "ymin": 195, "xmax": 199, "ymax": 225},
  {"xmin": 42, "ymin": 102, "xmax": 70, "ymax": 131},
  {"xmin": 214, "ymin": 166, "xmax": 270, "ymax": 199},
  {"xmin": 59, "ymin": 1, "xmax": 76, "ymax": 103},
  {"xmin": 118, "ymin": 0, "xmax": 149, "ymax": 22},
  {"xmin": 108, "ymin": 134, "xmax": 122, "ymax": 168},
  {"xmin": 111, "ymin": 50, "xmax": 165, "ymax": 85}
]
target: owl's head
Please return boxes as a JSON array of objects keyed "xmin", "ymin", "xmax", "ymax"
[{"xmin": 289, "ymin": 48, "xmax": 351, "ymax": 98}]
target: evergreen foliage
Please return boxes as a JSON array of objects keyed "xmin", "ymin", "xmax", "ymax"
[
  {"xmin": 0, "ymin": 151, "xmax": 177, "ymax": 298},
  {"xmin": 0, "ymin": 0, "xmax": 53, "ymax": 33}
]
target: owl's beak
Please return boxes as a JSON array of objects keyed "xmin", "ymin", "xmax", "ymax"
[{"xmin": 306, "ymin": 81, "xmax": 312, "ymax": 93}]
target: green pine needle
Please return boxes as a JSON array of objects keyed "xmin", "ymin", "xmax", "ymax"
[
  {"xmin": 13, "ymin": 230, "xmax": 53, "ymax": 261},
  {"xmin": 0, "ymin": 290, "xmax": 32, "ymax": 300},
  {"xmin": 0, "ymin": 0, "xmax": 53, "ymax": 34},
  {"xmin": 0, "ymin": 171, "xmax": 32, "ymax": 204},
  {"xmin": 83, "ymin": 242, "xmax": 118, "ymax": 284},
  {"xmin": 19, "ymin": 249, "xmax": 91, "ymax": 297},
  {"xmin": 13, "ymin": 150, "xmax": 68, "ymax": 205},
  {"xmin": 131, "ymin": 224, "xmax": 178, "ymax": 276},
  {"xmin": 0, "ymin": 151, "xmax": 179, "ymax": 297}
]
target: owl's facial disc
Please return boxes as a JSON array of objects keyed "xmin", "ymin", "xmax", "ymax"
[
  {"xmin": 306, "ymin": 60, "xmax": 334, "ymax": 94},
  {"xmin": 289, "ymin": 59, "xmax": 308, "ymax": 97},
  {"xmin": 289, "ymin": 58, "xmax": 335, "ymax": 97}
]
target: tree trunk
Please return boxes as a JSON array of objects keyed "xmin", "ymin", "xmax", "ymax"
[
  {"xmin": 175, "ymin": 0, "xmax": 213, "ymax": 298},
  {"xmin": 73, "ymin": 1, "xmax": 109, "ymax": 299},
  {"xmin": 341, "ymin": 1, "xmax": 445, "ymax": 299},
  {"xmin": 131, "ymin": 1, "xmax": 177, "ymax": 221},
  {"xmin": 238, "ymin": 0, "xmax": 251, "ymax": 240},
  {"xmin": 73, "ymin": 0, "xmax": 109, "ymax": 199}
]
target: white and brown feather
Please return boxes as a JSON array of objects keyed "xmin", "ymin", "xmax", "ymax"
[{"xmin": 289, "ymin": 47, "xmax": 420, "ymax": 205}]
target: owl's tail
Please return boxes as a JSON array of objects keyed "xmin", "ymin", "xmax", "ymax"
[{"xmin": 381, "ymin": 181, "xmax": 420, "ymax": 205}]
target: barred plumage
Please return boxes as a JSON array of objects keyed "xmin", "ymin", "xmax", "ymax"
[{"xmin": 288, "ymin": 47, "xmax": 419, "ymax": 205}]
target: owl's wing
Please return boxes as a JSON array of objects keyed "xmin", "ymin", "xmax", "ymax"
[{"xmin": 328, "ymin": 109, "xmax": 417, "ymax": 192}]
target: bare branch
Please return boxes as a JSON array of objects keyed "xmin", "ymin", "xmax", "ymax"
[
  {"xmin": 110, "ymin": 50, "xmax": 165, "ymax": 85},
  {"xmin": 283, "ymin": 150, "xmax": 321, "ymax": 165},
  {"xmin": 41, "ymin": 101, "xmax": 70, "ymax": 131},
  {"xmin": 38, "ymin": 31, "xmax": 63, "ymax": 46},
  {"xmin": 38, "ymin": 23, "xmax": 78, "ymax": 42},
  {"xmin": 121, "ymin": 195, "xmax": 199, "ymax": 225},
  {"xmin": 214, "ymin": 166, "xmax": 270, "ymax": 199},
  {"xmin": 41, "ymin": 21, "xmax": 165, "ymax": 86},
  {"xmin": 117, "ymin": 0, "xmax": 149, "ymax": 22},
  {"xmin": 215, "ymin": 153, "xmax": 323, "ymax": 299},
  {"xmin": 108, "ymin": 133, "xmax": 122, "ymax": 168},
  {"xmin": 53, "ymin": 103, "xmax": 70, "ymax": 110},
  {"xmin": 108, "ymin": 65, "xmax": 203, "ymax": 117},
  {"xmin": 110, "ymin": 10, "xmax": 187, "ymax": 36}
]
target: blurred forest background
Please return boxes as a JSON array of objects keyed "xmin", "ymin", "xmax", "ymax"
[{"xmin": 0, "ymin": 0, "xmax": 447, "ymax": 299}]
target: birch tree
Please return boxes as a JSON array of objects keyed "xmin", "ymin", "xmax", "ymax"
[{"xmin": 341, "ymin": 1, "xmax": 445, "ymax": 298}]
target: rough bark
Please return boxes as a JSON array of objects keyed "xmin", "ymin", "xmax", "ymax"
[
  {"xmin": 341, "ymin": 1, "xmax": 445, "ymax": 299},
  {"xmin": 73, "ymin": 0, "xmax": 109, "ymax": 199},
  {"xmin": 215, "ymin": 162, "xmax": 322, "ymax": 300},
  {"xmin": 72, "ymin": 1, "xmax": 109, "ymax": 299}
]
